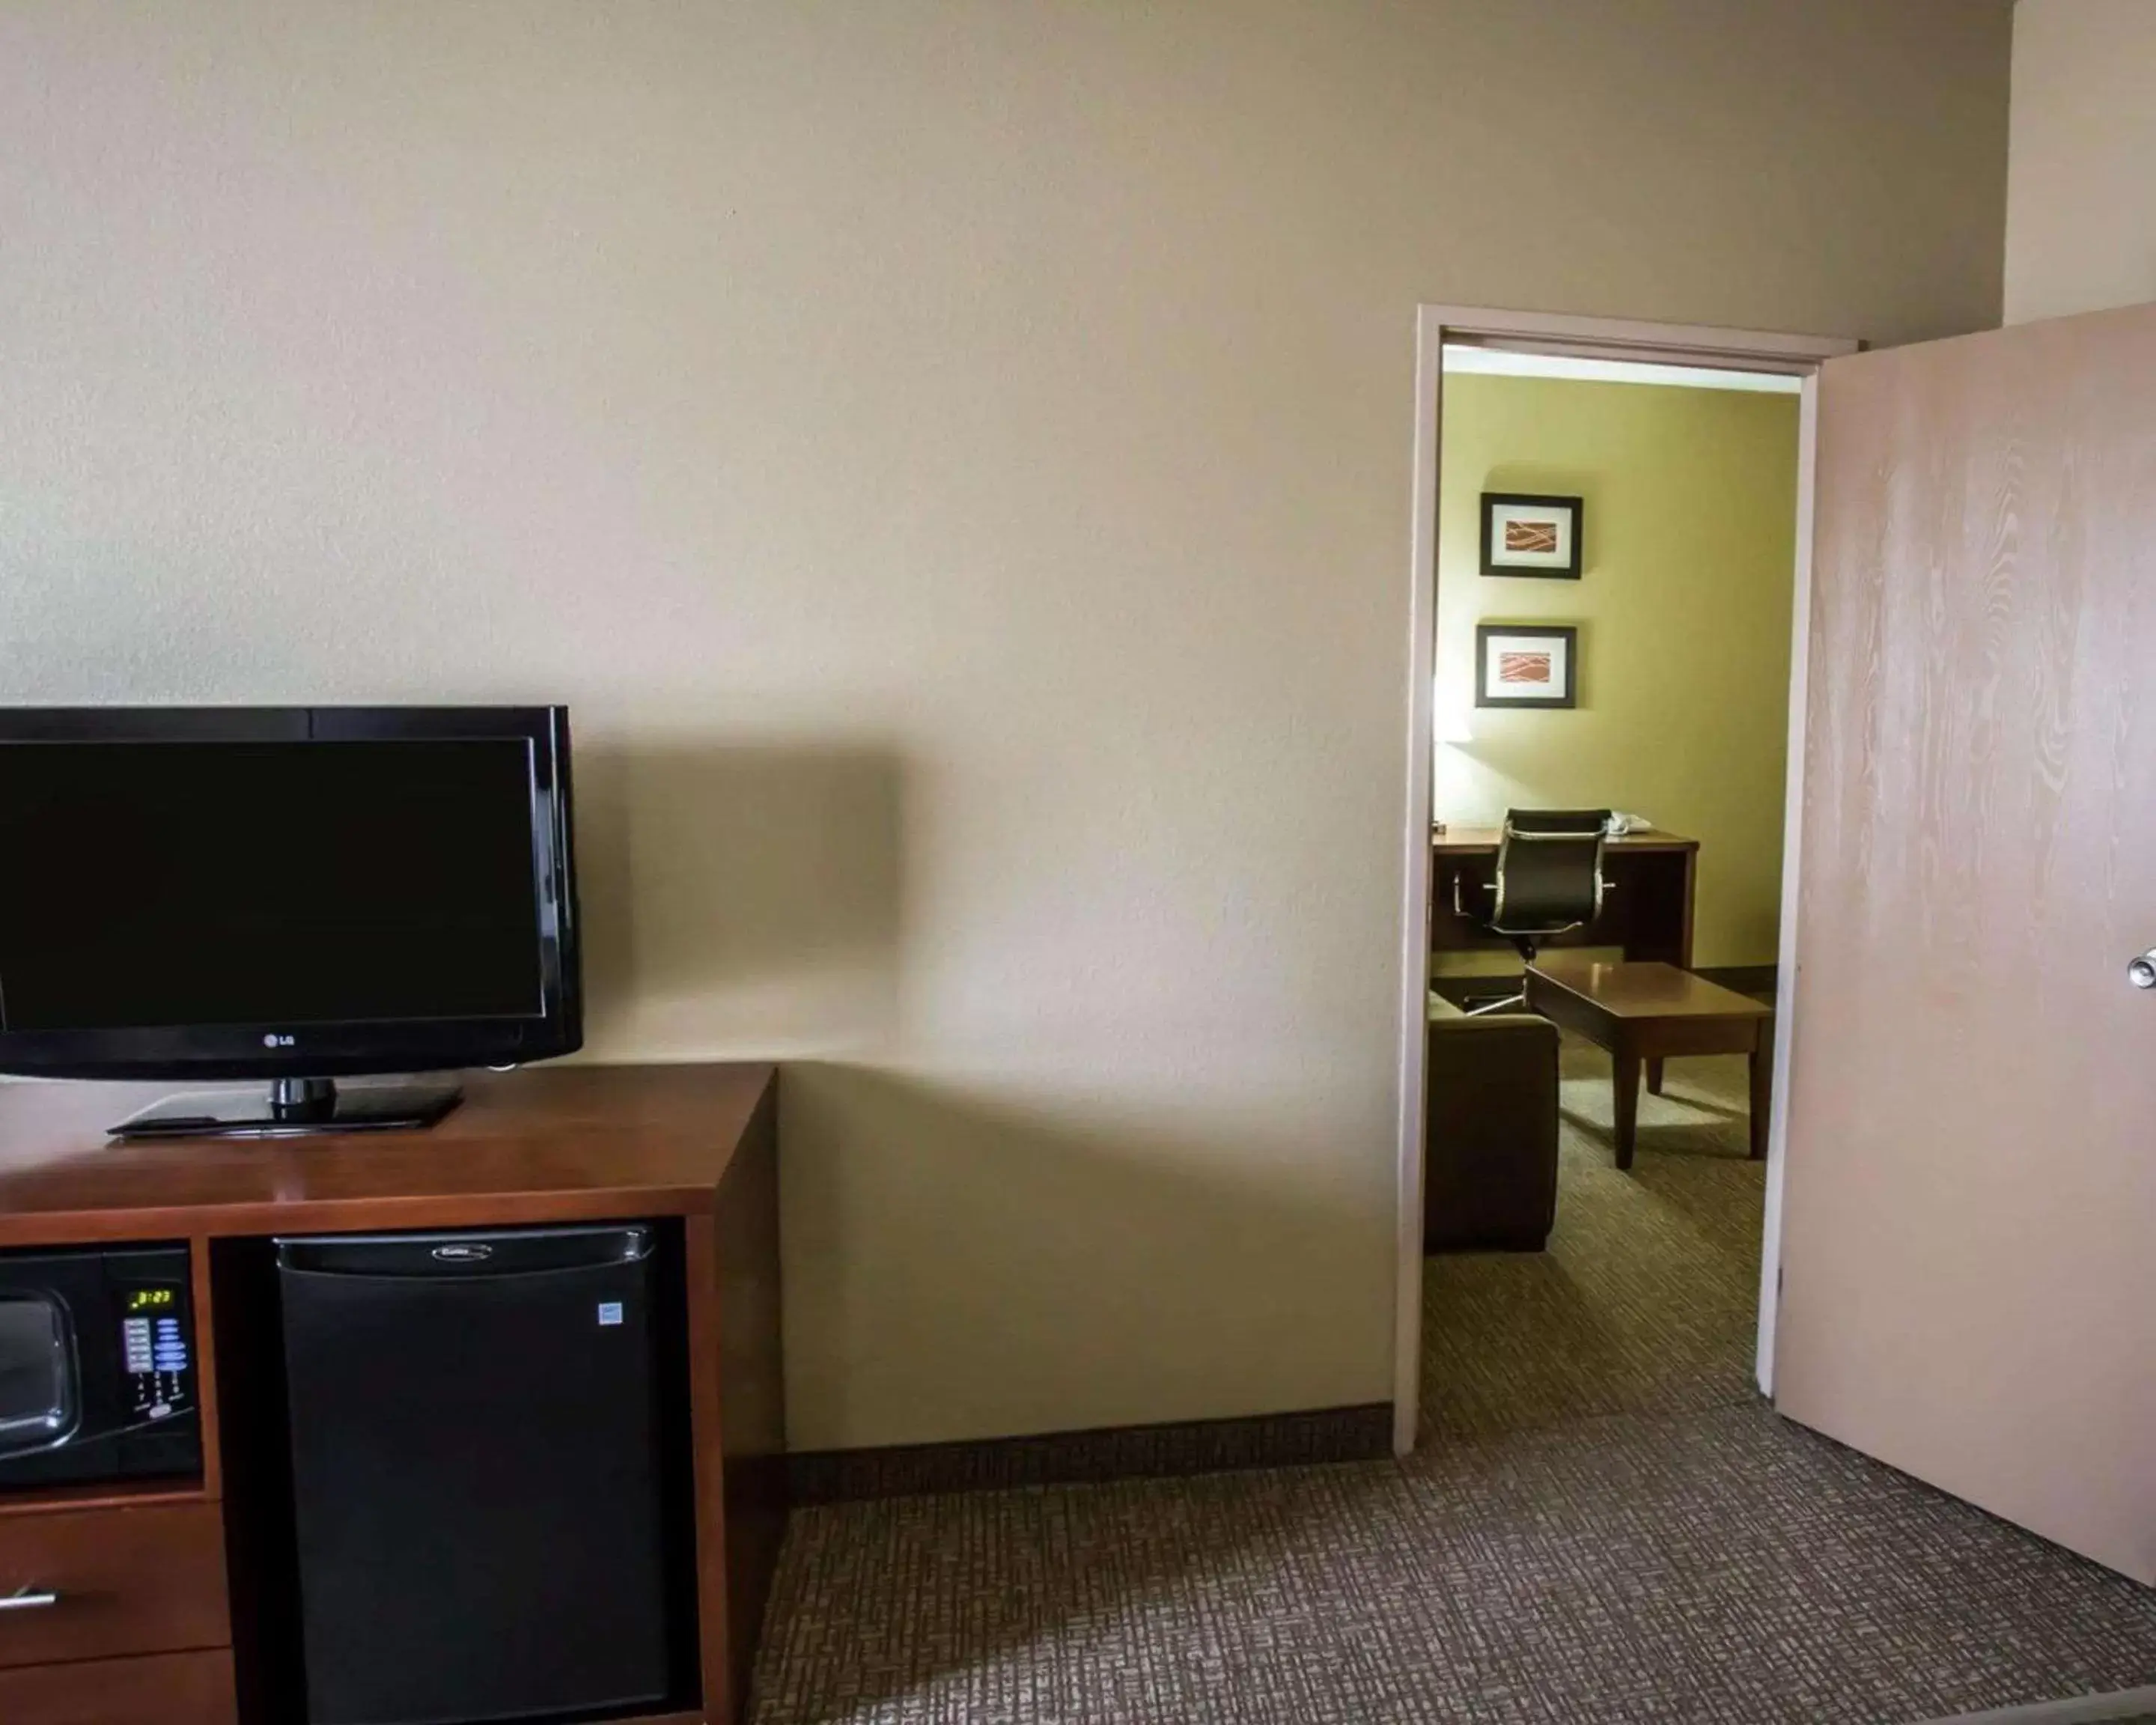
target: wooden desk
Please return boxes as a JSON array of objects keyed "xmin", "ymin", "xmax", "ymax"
[
  {"xmin": 1431, "ymin": 827, "xmax": 1698, "ymax": 970},
  {"xmin": 0, "ymin": 1064, "xmax": 782, "ymax": 1725}
]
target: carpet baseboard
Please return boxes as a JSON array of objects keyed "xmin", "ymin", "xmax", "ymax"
[
  {"xmin": 788, "ymin": 1402, "xmax": 1394, "ymax": 1503},
  {"xmin": 1912, "ymin": 1688, "xmax": 2156, "ymax": 1724}
]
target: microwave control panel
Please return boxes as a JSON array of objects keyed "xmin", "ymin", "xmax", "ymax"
[{"xmin": 115, "ymin": 1283, "xmax": 194, "ymax": 1422}]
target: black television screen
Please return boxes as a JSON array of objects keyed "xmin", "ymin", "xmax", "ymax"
[
  {"xmin": 0, "ymin": 739, "xmax": 543, "ymax": 1032},
  {"xmin": 0, "ymin": 708, "xmax": 579, "ymax": 1086}
]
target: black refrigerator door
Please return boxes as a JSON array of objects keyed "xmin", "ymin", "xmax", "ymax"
[{"xmin": 277, "ymin": 1226, "xmax": 672, "ymax": 1725}]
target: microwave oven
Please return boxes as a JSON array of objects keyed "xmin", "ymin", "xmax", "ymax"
[{"xmin": 0, "ymin": 1243, "xmax": 202, "ymax": 1488}]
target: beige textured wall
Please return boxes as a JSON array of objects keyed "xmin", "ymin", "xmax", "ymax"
[
  {"xmin": 0, "ymin": 1, "xmax": 2011, "ymax": 1449},
  {"xmin": 1435, "ymin": 377, "xmax": 1800, "ymax": 970},
  {"xmin": 2007, "ymin": 0, "xmax": 2156, "ymax": 323}
]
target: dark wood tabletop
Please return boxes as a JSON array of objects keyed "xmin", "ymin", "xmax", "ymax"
[
  {"xmin": 1526, "ymin": 958, "xmax": 1772, "ymax": 1020},
  {"xmin": 0, "ymin": 1062, "xmax": 777, "ymax": 1247},
  {"xmin": 1523, "ymin": 958, "xmax": 1772, "ymax": 1169}
]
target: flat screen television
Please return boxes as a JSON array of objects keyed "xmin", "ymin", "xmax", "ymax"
[{"xmin": 0, "ymin": 707, "xmax": 580, "ymax": 1138}]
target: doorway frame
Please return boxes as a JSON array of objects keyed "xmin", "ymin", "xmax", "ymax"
[{"xmin": 1392, "ymin": 305, "xmax": 1860, "ymax": 1455}]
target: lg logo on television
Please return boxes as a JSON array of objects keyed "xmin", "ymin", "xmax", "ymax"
[{"xmin": 262, "ymin": 1033, "xmax": 296, "ymax": 1048}]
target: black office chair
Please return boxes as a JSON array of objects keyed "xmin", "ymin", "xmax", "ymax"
[{"xmin": 1461, "ymin": 809, "xmax": 1610, "ymax": 1015}]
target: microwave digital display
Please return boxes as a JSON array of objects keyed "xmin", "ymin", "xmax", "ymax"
[{"xmin": 125, "ymin": 1287, "xmax": 177, "ymax": 1313}]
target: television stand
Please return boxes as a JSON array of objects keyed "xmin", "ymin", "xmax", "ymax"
[
  {"xmin": 0, "ymin": 1062, "xmax": 783, "ymax": 1725},
  {"xmin": 110, "ymin": 1076, "xmax": 464, "ymax": 1140}
]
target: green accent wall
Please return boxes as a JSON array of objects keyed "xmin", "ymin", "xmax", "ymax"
[{"xmin": 1437, "ymin": 375, "xmax": 1801, "ymax": 970}]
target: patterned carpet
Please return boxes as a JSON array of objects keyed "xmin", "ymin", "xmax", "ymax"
[
  {"xmin": 1422, "ymin": 1038, "xmax": 1766, "ymax": 1440},
  {"xmin": 751, "ymin": 1039, "xmax": 2156, "ymax": 1724}
]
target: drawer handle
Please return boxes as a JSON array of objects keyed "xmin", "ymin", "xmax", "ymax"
[{"xmin": 0, "ymin": 1588, "xmax": 58, "ymax": 1612}]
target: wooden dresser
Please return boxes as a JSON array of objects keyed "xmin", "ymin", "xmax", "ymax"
[{"xmin": 0, "ymin": 1063, "xmax": 782, "ymax": 1725}]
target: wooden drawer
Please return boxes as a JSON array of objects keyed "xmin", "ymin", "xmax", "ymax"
[
  {"xmin": 0, "ymin": 1503, "xmax": 229, "ymax": 1670},
  {"xmin": 0, "ymin": 1648, "xmax": 237, "ymax": 1725}
]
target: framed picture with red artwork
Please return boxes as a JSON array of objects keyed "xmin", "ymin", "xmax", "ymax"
[
  {"xmin": 1475, "ymin": 624, "xmax": 1578, "ymax": 709},
  {"xmin": 1480, "ymin": 492, "xmax": 1583, "ymax": 579}
]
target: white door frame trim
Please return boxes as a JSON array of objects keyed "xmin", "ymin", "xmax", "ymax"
[{"xmin": 1392, "ymin": 305, "xmax": 1859, "ymax": 1456}]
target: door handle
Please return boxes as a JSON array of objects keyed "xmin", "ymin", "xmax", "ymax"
[
  {"xmin": 0, "ymin": 1588, "xmax": 58, "ymax": 1611},
  {"xmin": 2130, "ymin": 951, "xmax": 2156, "ymax": 990}
]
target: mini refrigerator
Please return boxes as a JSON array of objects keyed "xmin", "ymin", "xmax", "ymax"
[{"xmin": 277, "ymin": 1225, "xmax": 676, "ymax": 1725}]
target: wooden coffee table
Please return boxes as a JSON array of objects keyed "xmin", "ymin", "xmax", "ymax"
[{"xmin": 1523, "ymin": 958, "xmax": 1773, "ymax": 1170}]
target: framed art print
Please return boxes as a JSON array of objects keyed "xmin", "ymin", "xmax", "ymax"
[
  {"xmin": 1476, "ymin": 624, "xmax": 1577, "ymax": 708},
  {"xmin": 1481, "ymin": 492, "xmax": 1583, "ymax": 579}
]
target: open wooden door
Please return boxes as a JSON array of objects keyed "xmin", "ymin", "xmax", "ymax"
[{"xmin": 1776, "ymin": 301, "xmax": 2156, "ymax": 1584}]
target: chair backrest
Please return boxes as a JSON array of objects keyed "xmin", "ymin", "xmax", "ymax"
[{"xmin": 1490, "ymin": 808, "xmax": 1610, "ymax": 934}]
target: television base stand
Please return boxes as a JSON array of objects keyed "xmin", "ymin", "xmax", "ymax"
[{"xmin": 109, "ymin": 1077, "xmax": 466, "ymax": 1141}]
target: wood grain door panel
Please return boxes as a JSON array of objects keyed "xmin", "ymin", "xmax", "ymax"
[
  {"xmin": 1778, "ymin": 301, "xmax": 2156, "ymax": 1582},
  {"xmin": 0, "ymin": 1503, "xmax": 230, "ymax": 1669},
  {"xmin": 0, "ymin": 1649, "xmax": 237, "ymax": 1725}
]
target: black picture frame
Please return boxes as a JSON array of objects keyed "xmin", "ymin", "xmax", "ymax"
[
  {"xmin": 1480, "ymin": 492, "xmax": 1584, "ymax": 579},
  {"xmin": 1475, "ymin": 624, "xmax": 1579, "ymax": 709}
]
